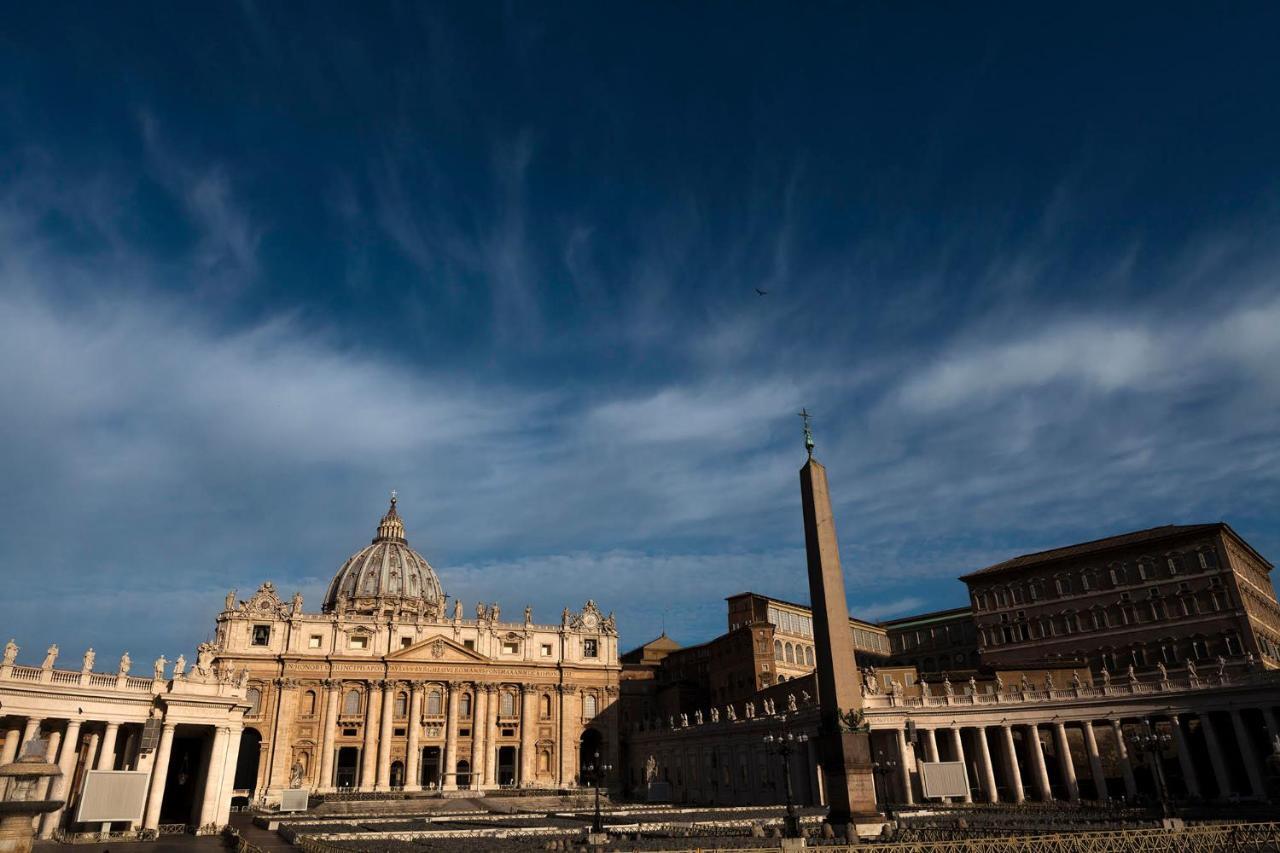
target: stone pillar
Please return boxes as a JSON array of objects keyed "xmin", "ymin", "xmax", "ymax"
[
  {"xmin": 520, "ymin": 685, "xmax": 537, "ymax": 786},
  {"xmin": 558, "ymin": 685, "xmax": 575, "ymax": 785},
  {"xmin": 214, "ymin": 727, "xmax": 244, "ymax": 826},
  {"xmin": 442, "ymin": 681, "xmax": 459, "ymax": 790},
  {"xmin": 19, "ymin": 717, "xmax": 43, "ymax": 751},
  {"xmin": 318, "ymin": 682, "xmax": 340, "ymax": 790},
  {"xmin": 484, "ymin": 686, "xmax": 500, "ymax": 786},
  {"xmin": 948, "ymin": 728, "xmax": 972, "ymax": 803},
  {"xmin": 360, "ymin": 682, "xmax": 381, "ymax": 790},
  {"xmin": 196, "ymin": 727, "xmax": 230, "ymax": 830},
  {"xmin": 1199, "ymin": 713, "xmax": 1232, "ymax": 798},
  {"xmin": 1230, "ymin": 709, "xmax": 1266, "ymax": 799},
  {"xmin": 1111, "ymin": 720, "xmax": 1139, "ymax": 800},
  {"xmin": 1082, "ymin": 721, "xmax": 1107, "ymax": 801},
  {"xmin": 471, "ymin": 685, "xmax": 489, "ymax": 789},
  {"xmin": 40, "ymin": 719, "xmax": 81, "ymax": 839},
  {"xmin": 1000, "ymin": 724, "xmax": 1024, "ymax": 804},
  {"xmin": 376, "ymin": 681, "xmax": 395, "ymax": 790},
  {"xmin": 1052, "ymin": 721, "xmax": 1079, "ymax": 803},
  {"xmin": 405, "ymin": 682, "xmax": 423, "ymax": 791},
  {"xmin": 1262, "ymin": 707, "xmax": 1279, "ymax": 744},
  {"xmin": 923, "ymin": 728, "xmax": 939, "ymax": 762},
  {"xmin": 36, "ymin": 730, "xmax": 62, "ymax": 807},
  {"xmin": 1025, "ymin": 724, "xmax": 1051, "ymax": 801},
  {"xmin": 0, "ymin": 726, "xmax": 19, "ymax": 764},
  {"xmin": 143, "ymin": 723, "xmax": 177, "ymax": 830},
  {"xmin": 894, "ymin": 727, "xmax": 914, "ymax": 805},
  {"xmin": 975, "ymin": 727, "xmax": 998, "ymax": 803},
  {"xmin": 121, "ymin": 728, "xmax": 140, "ymax": 770},
  {"xmin": 97, "ymin": 722, "xmax": 120, "ymax": 770}
]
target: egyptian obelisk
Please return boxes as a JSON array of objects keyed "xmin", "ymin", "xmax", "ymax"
[{"xmin": 798, "ymin": 412, "xmax": 878, "ymax": 823}]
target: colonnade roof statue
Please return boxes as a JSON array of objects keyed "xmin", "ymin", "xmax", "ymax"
[{"xmin": 321, "ymin": 492, "xmax": 445, "ymax": 618}]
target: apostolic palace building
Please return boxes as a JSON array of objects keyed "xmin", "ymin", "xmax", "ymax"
[{"xmin": 2, "ymin": 461, "xmax": 1280, "ymax": 841}]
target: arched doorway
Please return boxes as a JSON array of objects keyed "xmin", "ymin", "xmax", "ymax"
[
  {"xmin": 233, "ymin": 728, "xmax": 262, "ymax": 801},
  {"xmin": 456, "ymin": 759, "xmax": 471, "ymax": 789},
  {"xmin": 335, "ymin": 747, "xmax": 360, "ymax": 789},
  {"xmin": 390, "ymin": 760, "xmax": 404, "ymax": 789},
  {"xmin": 579, "ymin": 728, "xmax": 604, "ymax": 786}
]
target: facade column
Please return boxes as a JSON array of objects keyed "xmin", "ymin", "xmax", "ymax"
[
  {"xmin": 97, "ymin": 722, "xmax": 120, "ymax": 770},
  {"xmin": 40, "ymin": 719, "xmax": 81, "ymax": 839},
  {"xmin": 1168, "ymin": 715, "xmax": 1199, "ymax": 799},
  {"xmin": 196, "ymin": 727, "xmax": 230, "ymax": 830},
  {"xmin": 520, "ymin": 685, "xmax": 537, "ymax": 786},
  {"xmin": 442, "ymin": 681, "xmax": 459, "ymax": 790},
  {"xmin": 0, "ymin": 726, "xmax": 19, "ymax": 764},
  {"xmin": 947, "ymin": 728, "xmax": 972, "ymax": 803},
  {"xmin": 975, "ymin": 727, "xmax": 998, "ymax": 803},
  {"xmin": 1230, "ymin": 709, "xmax": 1266, "ymax": 799},
  {"xmin": 485, "ymin": 686, "xmax": 500, "ymax": 786},
  {"xmin": 1000, "ymin": 724, "xmax": 1025, "ymax": 804},
  {"xmin": 143, "ymin": 723, "xmax": 177, "ymax": 830},
  {"xmin": 360, "ymin": 681, "xmax": 381, "ymax": 791},
  {"xmin": 1082, "ymin": 721, "xmax": 1107, "ymax": 801},
  {"xmin": 214, "ymin": 727, "xmax": 244, "ymax": 827},
  {"xmin": 1025, "ymin": 724, "xmax": 1052, "ymax": 801},
  {"xmin": 1199, "ymin": 713, "xmax": 1232, "ymax": 798},
  {"xmin": 404, "ymin": 682, "xmax": 423, "ymax": 791},
  {"xmin": 558, "ymin": 685, "xmax": 575, "ymax": 785},
  {"xmin": 893, "ymin": 727, "xmax": 914, "ymax": 805},
  {"xmin": 1111, "ymin": 720, "xmax": 1139, "ymax": 800},
  {"xmin": 376, "ymin": 681, "xmax": 394, "ymax": 790},
  {"xmin": 318, "ymin": 682, "xmax": 340, "ymax": 790},
  {"xmin": 470, "ymin": 685, "xmax": 489, "ymax": 789},
  {"xmin": 1052, "ymin": 722, "xmax": 1079, "ymax": 803}
]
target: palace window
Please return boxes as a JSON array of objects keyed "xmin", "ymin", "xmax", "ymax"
[
  {"xmin": 308, "ymin": 635, "xmax": 322, "ymax": 649},
  {"xmin": 500, "ymin": 691, "xmax": 516, "ymax": 717},
  {"xmin": 349, "ymin": 634, "xmax": 368, "ymax": 650},
  {"xmin": 541, "ymin": 643, "xmax": 553, "ymax": 657},
  {"xmin": 459, "ymin": 693, "xmax": 472, "ymax": 717},
  {"xmin": 1109, "ymin": 565, "xmax": 1125, "ymax": 586},
  {"xmin": 1167, "ymin": 554, "xmax": 1181, "ymax": 575},
  {"xmin": 395, "ymin": 691, "xmax": 408, "ymax": 718},
  {"xmin": 427, "ymin": 688, "xmax": 443, "ymax": 716},
  {"xmin": 1162, "ymin": 643, "xmax": 1177, "ymax": 664},
  {"xmin": 774, "ymin": 639, "xmax": 783, "ymax": 660},
  {"xmin": 1225, "ymin": 634, "xmax": 1241, "ymax": 656},
  {"xmin": 400, "ymin": 637, "xmax": 412, "ymax": 648},
  {"xmin": 785, "ymin": 643, "xmax": 795, "ymax": 663},
  {"xmin": 1055, "ymin": 576, "xmax": 1072, "ymax": 596},
  {"xmin": 252, "ymin": 625, "xmax": 271, "ymax": 646},
  {"xmin": 1192, "ymin": 639, "xmax": 1208, "ymax": 660},
  {"xmin": 302, "ymin": 690, "xmax": 317, "ymax": 716},
  {"xmin": 805, "ymin": 646, "xmax": 815, "ymax": 666},
  {"xmin": 1199, "ymin": 548, "xmax": 1218, "ymax": 569},
  {"xmin": 540, "ymin": 693, "xmax": 552, "ymax": 719},
  {"xmin": 583, "ymin": 639, "xmax": 598, "ymax": 658},
  {"xmin": 582, "ymin": 692, "xmax": 598, "ymax": 718},
  {"xmin": 246, "ymin": 687, "xmax": 262, "ymax": 716},
  {"xmin": 343, "ymin": 689, "xmax": 361, "ymax": 715},
  {"xmin": 502, "ymin": 640, "xmax": 520, "ymax": 655}
]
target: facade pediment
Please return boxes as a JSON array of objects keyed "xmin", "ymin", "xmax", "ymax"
[{"xmin": 387, "ymin": 635, "xmax": 489, "ymax": 663}]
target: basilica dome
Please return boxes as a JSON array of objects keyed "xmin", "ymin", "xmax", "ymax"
[{"xmin": 322, "ymin": 495, "xmax": 444, "ymax": 616}]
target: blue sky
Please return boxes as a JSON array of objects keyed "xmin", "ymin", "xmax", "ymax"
[{"xmin": 2, "ymin": 4, "xmax": 1279, "ymax": 667}]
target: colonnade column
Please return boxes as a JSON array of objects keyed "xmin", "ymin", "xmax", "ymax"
[
  {"xmin": 318, "ymin": 681, "xmax": 339, "ymax": 790},
  {"xmin": 442, "ymin": 681, "xmax": 459, "ymax": 790},
  {"xmin": 143, "ymin": 723, "xmax": 177, "ymax": 830},
  {"xmin": 1169, "ymin": 715, "xmax": 1199, "ymax": 799},
  {"xmin": 0, "ymin": 726, "xmax": 19, "ymax": 764},
  {"xmin": 948, "ymin": 728, "xmax": 972, "ymax": 803},
  {"xmin": 1230, "ymin": 710, "xmax": 1265, "ymax": 799},
  {"xmin": 196, "ymin": 726, "xmax": 230, "ymax": 829},
  {"xmin": 1199, "ymin": 714, "xmax": 1232, "ymax": 798},
  {"xmin": 1025, "ymin": 724, "xmax": 1051, "ymax": 801},
  {"xmin": 1052, "ymin": 722, "xmax": 1079, "ymax": 803},
  {"xmin": 975, "ymin": 727, "xmax": 998, "ymax": 803},
  {"xmin": 37, "ymin": 731, "xmax": 62, "ymax": 806},
  {"xmin": 375, "ymin": 681, "xmax": 394, "ymax": 790},
  {"xmin": 1082, "ymin": 722, "xmax": 1107, "ymax": 801},
  {"xmin": 471, "ymin": 685, "xmax": 489, "ymax": 789},
  {"xmin": 922, "ymin": 728, "xmax": 939, "ymax": 762},
  {"xmin": 360, "ymin": 681, "xmax": 381, "ymax": 790},
  {"xmin": 894, "ymin": 727, "xmax": 914, "ymax": 805},
  {"xmin": 1262, "ymin": 708, "xmax": 1279, "ymax": 744},
  {"xmin": 214, "ymin": 727, "xmax": 244, "ymax": 826},
  {"xmin": 20, "ymin": 717, "xmax": 42, "ymax": 752},
  {"xmin": 1110, "ymin": 720, "xmax": 1138, "ymax": 799},
  {"xmin": 520, "ymin": 685, "xmax": 537, "ymax": 786},
  {"xmin": 98, "ymin": 722, "xmax": 120, "ymax": 770},
  {"xmin": 404, "ymin": 682, "xmax": 423, "ymax": 791},
  {"xmin": 999, "ymin": 725, "xmax": 1024, "ymax": 803},
  {"xmin": 39, "ymin": 721, "xmax": 81, "ymax": 839}
]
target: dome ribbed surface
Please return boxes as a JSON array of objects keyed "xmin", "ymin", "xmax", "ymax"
[{"xmin": 322, "ymin": 496, "xmax": 444, "ymax": 614}]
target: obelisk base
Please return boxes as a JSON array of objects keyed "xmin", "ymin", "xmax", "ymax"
[{"xmin": 818, "ymin": 731, "xmax": 879, "ymax": 825}]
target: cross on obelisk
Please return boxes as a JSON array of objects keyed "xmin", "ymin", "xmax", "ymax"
[{"xmin": 798, "ymin": 413, "xmax": 878, "ymax": 824}]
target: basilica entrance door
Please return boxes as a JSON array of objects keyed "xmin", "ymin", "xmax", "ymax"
[
  {"xmin": 422, "ymin": 746, "xmax": 441, "ymax": 789},
  {"xmin": 497, "ymin": 746, "xmax": 517, "ymax": 786},
  {"xmin": 335, "ymin": 747, "xmax": 359, "ymax": 789}
]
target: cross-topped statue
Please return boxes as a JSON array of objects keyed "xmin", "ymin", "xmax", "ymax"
[{"xmin": 798, "ymin": 408, "xmax": 815, "ymax": 457}]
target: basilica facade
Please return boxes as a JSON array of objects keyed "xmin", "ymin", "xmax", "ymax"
[{"xmin": 214, "ymin": 496, "xmax": 621, "ymax": 802}]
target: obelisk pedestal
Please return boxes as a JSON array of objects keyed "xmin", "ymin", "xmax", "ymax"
[{"xmin": 799, "ymin": 451, "xmax": 878, "ymax": 825}]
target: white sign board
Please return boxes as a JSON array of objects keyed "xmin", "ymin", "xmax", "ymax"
[
  {"xmin": 279, "ymin": 789, "xmax": 310, "ymax": 812},
  {"xmin": 76, "ymin": 771, "xmax": 150, "ymax": 823},
  {"xmin": 919, "ymin": 761, "xmax": 969, "ymax": 799}
]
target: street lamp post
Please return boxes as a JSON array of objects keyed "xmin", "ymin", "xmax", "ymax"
[
  {"xmin": 871, "ymin": 758, "xmax": 899, "ymax": 821},
  {"xmin": 763, "ymin": 729, "xmax": 809, "ymax": 838},
  {"xmin": 584, "ymin": 750, "xmax": 613, "ymax": 835},
  {"xmin": 1128, "ymin": 719, "xmax": 1173, "ymax": 818}
]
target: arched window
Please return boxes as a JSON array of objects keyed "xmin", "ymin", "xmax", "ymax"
[
  {"xmin": 540, "ymin": 693, "xmax": 552, "ymax": 719},
  {"xmin": 804, "ymin": 646, "xmax": 814, "ymax": 666},
  {"xmin": 427, "ymin": 688, "xmax": 443, "ymax": 716},
  {"xmin": 343, "ymin": 689, "xmax": 361, "ymax": 716},
  {"xmin": 774, "ymin": 639, "xmax": 783, "ymax": 660},
  {"xmin": 395, "ymin": 691, "xmax": 408, "ymax": 718},
  {"xmin": 1109, "ymin": 564, "xmax": 1125, "ymax": 586},
  {"xmin": 1199, "ymin": 548, "xmax": 1218, "ymax": 569},
  {"xmin": 500, "ymin": 690, "xmax": 516, "ymax": 717},
  {"xmin": 246, "ymin": 687, "xmax": 262, "ymax": 716},
  {"xmin": 302, "ymin": 690, "xmax": 317, "ymax": 715},
  {"xmin": 582, "ymin": 692, "xmax": 598, "ymax": 718},
  {"xmin": 785, "ymin": 643, "xmax": 795, "ymax": 663},
  {"xmin": 459, "ymin": 692, "xmax": 472, "ymax": 718}
]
